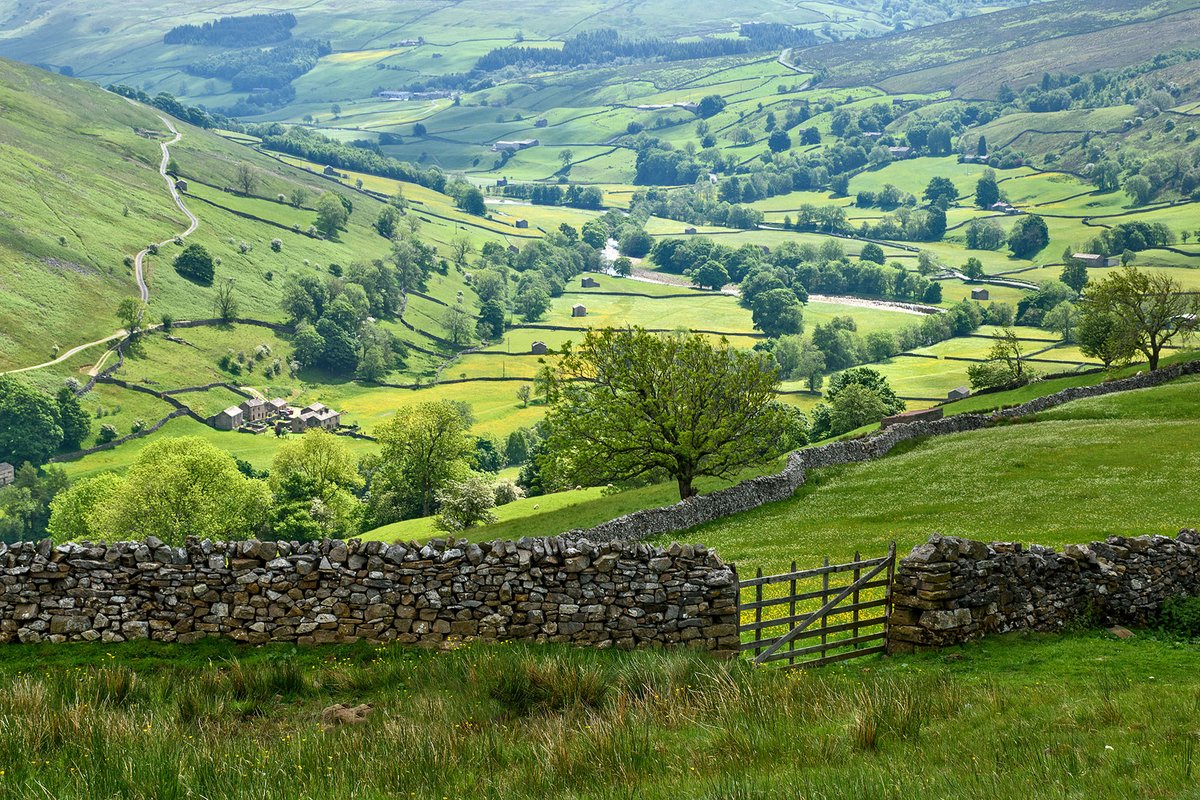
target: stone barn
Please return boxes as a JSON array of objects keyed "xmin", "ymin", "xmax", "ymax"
[
  {"xmin": 581, "ymin": 276, "xmax": 600, "ymax": 288},
  {"xmin": 515, "ymin": 219, "xmax": 529, "ymax": 229},
  {"xmin": 0, "ymin": 462, "xmax": 13, "ymax": 488},
  {"xmin": 531, "ymin": 341, "xmax": 548, "ymax": 355},
  {"xmin": 174, "ymin": 179, "xmax": 188, "ymax": 192},
  {"xmin": 213, "ymin": 406, "xmax": 244, "ymax": 431},
  {"xmin": 970, "ymin": 289, "xmax": 990, "ymax": 301},
  {"xmin": 572, "ymin": 304, "xmax": 587, "ymax": 318},
  {"xmin": 947, "ymin": 387, "xmax": 971, "ymax": 401}
]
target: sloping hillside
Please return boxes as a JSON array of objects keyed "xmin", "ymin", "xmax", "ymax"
[
  {"xmin": 0, "ymin": 57, "xmax": 484, "ymax": 371},
  {"xmin": 797, "ymin": 0, "xmax": 1200, "ymax": 97}
]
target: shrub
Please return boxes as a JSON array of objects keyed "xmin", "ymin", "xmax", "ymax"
[
  {"xmin": 98, "ymin": 424, "xmax": 119, "ymax": 444},
  {"xmin": 131, "ymin": 419, "xmax": 147, "ymax": 434},
  {"xmin": 434, "ymin": 473, "xmax": 497, "ymax": 531},
  {"xmin": 1161, "ymin": 595, "xmax": 1200, "ymax": 638},
  {"xmin": 494, "ymin": 478, "xmax": 525, "ymax": 506},
  {"xmin": 270, "ymin": 239, "xmax": 282, "ymax": 252}
]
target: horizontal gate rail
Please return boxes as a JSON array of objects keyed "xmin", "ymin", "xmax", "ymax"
[
  {"xmin": 738, "ymin": 542, "xmax": 895, "ymax": 669},
  {"xmin": 736, "ymin": 555, "xmax": 892, "ymax": 588},
  {"xmin": 738, "ymin": 579, "xmax": 891, "ymax": 612}
]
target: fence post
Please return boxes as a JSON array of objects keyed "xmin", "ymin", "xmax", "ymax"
[
  {"xmin": 820, "ymin": 556, "xmax": 829, "ymax": 661},
  {"xmin": 788, "ymin": 560, "xmax": 797, "ymax": 668},
  {"xmin": 754, "ymin": 566, "xmax": 763, "ymax": 660},
  {"xmin": 885, "ymin": 541, "xmax": 896, "ymax": 649},
  {"xmin": 852, "ymin": 550, "xmax": 861, "ymax": 651}
]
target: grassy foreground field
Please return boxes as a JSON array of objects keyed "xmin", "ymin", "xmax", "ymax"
[{"xmin": 1, "ymin": 632, "xmax": 1198, "ymax": 799}]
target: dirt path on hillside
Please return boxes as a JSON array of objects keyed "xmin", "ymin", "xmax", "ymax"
[
  {"xmin": 133, "ymin": 111, "xmax": 200, "ymax": 302},
  {"xmin": 3, "ymin": 106, "xmax": 199, "ymax": 376}
]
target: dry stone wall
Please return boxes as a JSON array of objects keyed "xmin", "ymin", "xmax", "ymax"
[
  {"xmin": 571, "ymin": 359, "xmax": 1200, "ymax": 543},
  {"xmin": 0, "ymin": 536, "xmax": 740, "ymax": 656},
  {"xmin": 889, "ymin": 530, "xmax": 1200, "ymax": 651}
]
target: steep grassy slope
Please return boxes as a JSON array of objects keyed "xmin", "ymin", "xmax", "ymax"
[
  {"xmin": 0, "ymin": 57, "xmax": 486, "ymax": 371},
  {"xmin": 795, "ymin": 0, "xmax": 1200, "ymax": 97},
  {"xmin": 0, "ymin": 59, "xmax": 179, "ymax": 365}
]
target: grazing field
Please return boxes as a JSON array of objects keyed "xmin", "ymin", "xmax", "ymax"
[{"xmin": 680, "ymin": 374, "xmax": 1200, "ymax": 573}]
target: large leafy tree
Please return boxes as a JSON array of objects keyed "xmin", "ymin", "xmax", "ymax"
[
  {"xmin": 90, "ymin": 436, "xmax": 271, "ymax": 543},
  {"xmin": 751, "ymin": 288, "xmax": 804, "ymax": 338},
  {"xmin": 0, "ymin": 377, "xmax": 63, "ymax": 467},
  {"xmin": 1081, "ymin": 267, "xmax": 1199, "ymax": 370},
  {"xmin": 173, "ymin": 243, "xmax": 215, "ymax": 285},
  {"xmin": 56, "ymin": 387, "xmax": 91, "ymax": 451},
  {"xmin": 542, "ymin": 327, "xmax": 791, "ymax": 500},
  {"xmin": 974, "ymin": 172, "xmax": 1000, "ymax": 208},
  {"xmin": 1008, "ymin": 214, "xmax": 1050, "ymax": 259},
  {"xmin": 372, "ymin": 400, "xmax": 474, "ymax": 520},
  {"xmin": 923, "ymin": 176, "xmax": 957, "ymax": 209},
  {"xmin": 315, "ymin": 192, "xmax": 349, "ymax": 238},
  {"xmin": 826, "ymin": 367, "xmax": 905, "ymax": 416},
  {"xmin": 270, "ymin": 429, "xmax": 364, "ymax": 538}
]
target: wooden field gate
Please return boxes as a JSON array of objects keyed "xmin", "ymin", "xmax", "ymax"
[{"xmin": 738, "ymin": 543, "xmax": 895, "ymax": 668}]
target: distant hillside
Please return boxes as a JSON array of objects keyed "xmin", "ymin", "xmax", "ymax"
[
  {"xmin": 797, "ymin": 0, "xmax": 1200, "ymax": 98},
  {"xmin": 0, "ymin": 57, "xmax": 478, "ymax": 371}
]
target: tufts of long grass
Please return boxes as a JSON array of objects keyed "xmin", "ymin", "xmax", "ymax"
[{"xmin": 0, "ymin": 634, "xmax": 1195, "ymax": 799}]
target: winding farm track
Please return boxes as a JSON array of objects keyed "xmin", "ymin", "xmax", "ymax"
[
  {"xmin": 0, "ymin": 106, "xmax": 197, "ymax": 376},
  {"xmin": 133, "ymin": 110, "xmax": 199, "ymax": 302}
]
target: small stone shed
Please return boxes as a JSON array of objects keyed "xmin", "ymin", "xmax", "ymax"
[{"xmin": 213, "ymin": 406, "xmax": 244, "ymax": 431}]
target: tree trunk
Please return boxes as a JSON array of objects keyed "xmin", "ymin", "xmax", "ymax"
[
  {"xmin": 1149, "ymin": 345, "xmax": 1161, "ymax": 371},
  {"xmin": 677, "ymin": 476, "xmax": 696, "ymax": 501}
]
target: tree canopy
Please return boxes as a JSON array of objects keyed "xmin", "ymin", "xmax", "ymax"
[{"xmin": 542, "ymin": 327, "xmax": 791, "ymax": 500}]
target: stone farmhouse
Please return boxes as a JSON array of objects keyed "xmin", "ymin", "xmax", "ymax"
[
  {"xmin": 0, "ymin": 462, "xmax": 13, "ymax": 488},
  {"xmin": 240, "ymin": 398, "xmax": 268, "ymax": 423},
  {"xmin": 287, "ymin": 402, "xmax": 342, "ymax": 433}
]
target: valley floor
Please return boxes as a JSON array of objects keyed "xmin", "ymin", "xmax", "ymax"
[{"xmin": 0, "ymin": 632, "xmax": 1197, "ymax": 799}]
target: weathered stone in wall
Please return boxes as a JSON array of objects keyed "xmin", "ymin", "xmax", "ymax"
[
  {"xmin": 888, "ymin": 529, "xmax": 1200, "ymax": 652},
  {"xmin": 0, "ymin": 536, "xmax": 740, "ymax": 657}
]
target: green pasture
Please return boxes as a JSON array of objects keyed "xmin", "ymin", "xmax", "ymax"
[
  {"xmin": 682, "ymin": 374, "xmax": 1200, "ymax": 573},
  {"xmin": 59, "ymin": 416, "xmax": 378, "ymax": 480}
]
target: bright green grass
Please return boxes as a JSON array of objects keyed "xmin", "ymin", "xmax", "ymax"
[
  {"xmin": 364, "ymin": 461, "xmax": 783, "ymax": 544},
  {"xmin": 2, "ymin": 632, "xmax": 1200, "ymax": 799},
  {"xmin": 57, "ymin": 415, "xmax": 378, "ymax": 480},
  {"xmin": 680, "ymin": 376, "xmax": 1200, "ymax": 573}
]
